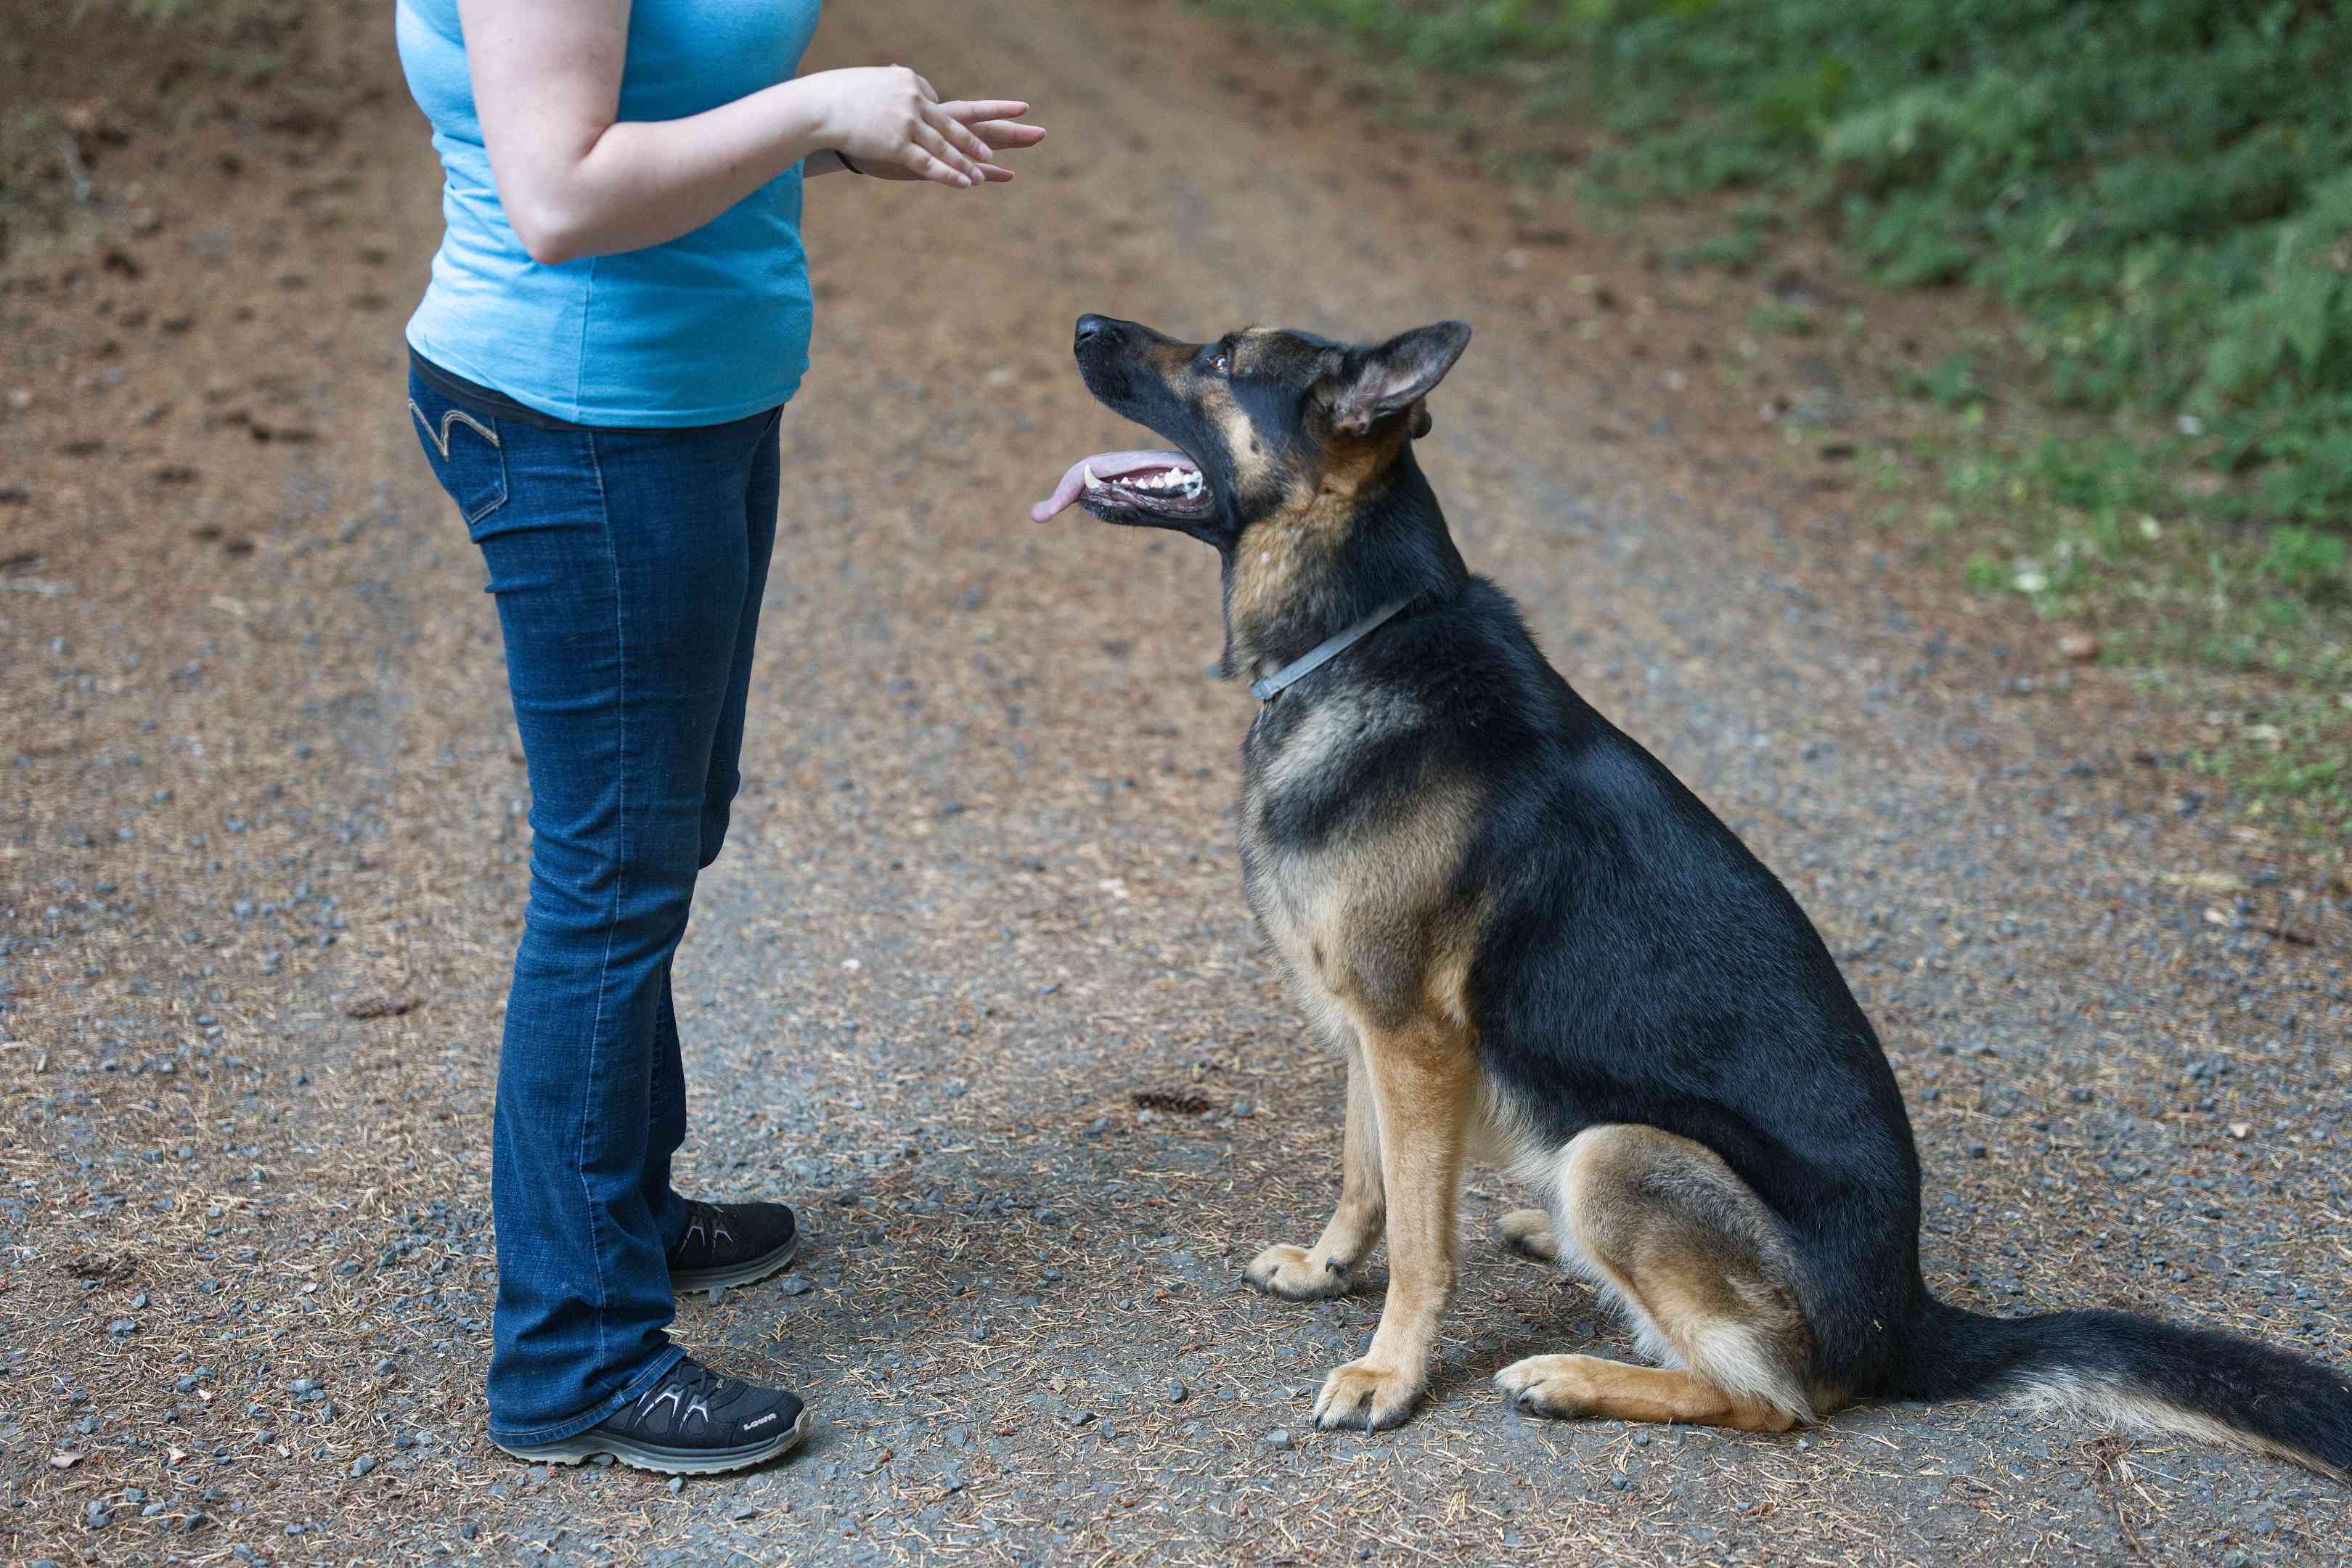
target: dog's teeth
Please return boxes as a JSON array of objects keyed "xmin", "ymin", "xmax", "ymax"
[{"xmin": 1082, "ymin": 465, "xmax": 1103, "ymax": 490}]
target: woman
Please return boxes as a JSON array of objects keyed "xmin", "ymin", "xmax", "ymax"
[{"xmin": 395, "ymin": 0, "xmax": 1042, "ymax": 1475}]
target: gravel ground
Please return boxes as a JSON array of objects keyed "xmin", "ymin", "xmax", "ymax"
[{"xmin": 3, "ymin": 1, "xmax": 2348, "ymax": 1564}]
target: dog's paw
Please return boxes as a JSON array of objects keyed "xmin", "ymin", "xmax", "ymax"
[
  {"xmin": 1494, "ymin": 1354, "xmax": 1605, "ymax": 1420},
  {"xmin": 1245, "ymin": 1243, "xmax": 1350, "ymax": 1301},
  {"xmin": 1311, "ymin": 1358, "xmax": 1424, "ymax": 1434},
  {"xmin": 1497, "ymin": 1209, "xmax": 1559, "ymax": 1264}
]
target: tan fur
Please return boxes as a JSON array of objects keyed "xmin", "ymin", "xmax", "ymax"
[
  {"xmin": 1225, "ymin": 425, "xmax": 1408, "ymax": 679},
  {"xmin": 1226, "ymin": 478, "xmax": 1347, "ymax": 670},
  {"xmin": 1309, "ymin": 1013, "xmax": 1478, "ymax": 1432},
  {"xmin": 1246, "ymin": 1036, "xmax": 1384, "ymax": 1300},
  {"xmin": 1498, "ymin": 1124, "xmax": 1837, "ymax": 1430},
  {"xmin": 1240, "ymin": 751, "xmax": 1488, "ymax": 1429},
  {"xmin": 1494, "ymin": 1354, "xmax": 1800, "ymax": 1432},
  {"xmin": 1497, "ymin": 1207, "xmax": 1559, "ymax": 1263}
]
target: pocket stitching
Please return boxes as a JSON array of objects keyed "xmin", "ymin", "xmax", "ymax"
[
  {"xmin": 409, "ymin": 396, "xmax": 509, "ymax": 525},
  {"xmin": 409, "ymin": 398, "xmax": 503, "ymax": 458}
]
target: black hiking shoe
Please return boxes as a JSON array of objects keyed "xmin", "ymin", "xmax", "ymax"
[
  {"xmin": 667, "ymin": 1199, "xmax": 800, "ymax": 1293},
  {"xmin": 495, "ymin": 1359, "xmax": 811, "ymax": 1476}
]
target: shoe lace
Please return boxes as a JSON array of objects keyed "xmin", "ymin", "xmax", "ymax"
[{"xmin": 634, "ymin": 1359, "xmax": 724, "ymax": 1421}]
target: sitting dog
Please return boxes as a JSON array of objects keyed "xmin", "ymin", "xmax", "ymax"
[{"xmin": 1032, "ymin": 311, "xmax": 2352, "ymax": 1472}]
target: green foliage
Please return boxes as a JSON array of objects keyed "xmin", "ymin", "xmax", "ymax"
[
  {"xmin": 1227, "ymin": 0, "xmax": 2352, "ymax": 541},
  {"xmin": 1903, "ymin": 351, "xmax": 1983, "ymax": 409},
  {"xmin": 1747, "ymin": 298, "xmax": 1816, "ymax": 336},
  {"xmin": 2258, "ymin": 526, "xmax": 2348, "ymax": 597}
]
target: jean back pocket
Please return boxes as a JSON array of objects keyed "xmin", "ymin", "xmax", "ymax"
[{"xmin": 409, "ymin": 373, "xmax": 510, "ymax": 526}]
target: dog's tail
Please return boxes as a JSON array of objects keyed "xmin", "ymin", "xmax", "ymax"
[{"xmin": 1893, "ymin": 1291, "xmax": 2352, "ymax": 1482}]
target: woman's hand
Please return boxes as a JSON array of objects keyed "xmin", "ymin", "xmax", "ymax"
[
  {"xmin": 459, "ymin": 0, "xmax": 1044, "ymax": 262},
  {"xmin": 807, "ymin": 66, "xmax": 1042, "ymax": 187}
]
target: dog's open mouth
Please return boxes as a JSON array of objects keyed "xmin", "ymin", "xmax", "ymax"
[{"xmin": 1031, "ymin": 449, "xmax": 1211, "ymax": 524}]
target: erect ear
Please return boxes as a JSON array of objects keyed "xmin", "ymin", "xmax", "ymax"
[{"xmin": 1328, "ymin": 320, "xmax": 1471, "ymax": 439}]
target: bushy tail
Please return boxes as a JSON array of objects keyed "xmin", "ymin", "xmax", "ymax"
[{"xmin": 1895, "ymin": 1293, "xmax": 2352, "ymax": 1482}]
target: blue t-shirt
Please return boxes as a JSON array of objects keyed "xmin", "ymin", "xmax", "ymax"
[{"xmin": 396, "ymin": 0, "xmax": 822, "ymax": 427}]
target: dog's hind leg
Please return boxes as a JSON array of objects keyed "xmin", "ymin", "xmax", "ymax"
[
  {"xmin": 1248, "ymin": 1034, "xmax": 1384, "ymax": 1301},
  {"xmin": 1495, "ymin": 1124, "xmax": 1827, "ymax": 1433},
  {"xmin": 1498, "ymin": 1209, "xmax": 1559, "ymax": 1264}
]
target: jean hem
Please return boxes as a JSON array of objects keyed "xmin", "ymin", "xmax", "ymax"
[{"xmin": 487, "ymin": 1342, "xmax": 688, "ymax": 1447}]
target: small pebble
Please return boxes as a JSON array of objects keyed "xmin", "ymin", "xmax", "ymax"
[
  {"xmin": 1263, "ymin": 1429, "xmax": 1294, "ymax": 1451},
  {"xmin": 348, "ymin": 1454, "xmax": 376, "ymax": 1479},
  {"xmin": 1167, "ymin": 1381, "xmax": 1188, "ymax": 1405}
]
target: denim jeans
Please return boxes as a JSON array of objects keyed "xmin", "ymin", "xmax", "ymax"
[{"xmin": 407, "ymin": 366, "xmax": 782, "ymax": 1442}]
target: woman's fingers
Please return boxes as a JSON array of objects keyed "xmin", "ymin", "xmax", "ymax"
[
  {"xmin": 969, "ymin": 120, "xmax": 1047, "ymax": 153},
  {"xmin": 941, "ymin": 99, "xmax": 1030, "ymax": 123},
  {"xmin": 906, "ymin": 145, "xmax": 965, "ymax": 187},
  {"xmin": 939, "ymin": 102, "xmax": 1046, "ymax": 152},
  {"xmin": 909, "ymin": 119, "xmax": 980, "ymax": 185},
  {"xmin": 922, "ymin": 101, "xmax": 996, "ymax": 168}
]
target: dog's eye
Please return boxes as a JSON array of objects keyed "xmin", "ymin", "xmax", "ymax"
[{"xmin": 1210, "ymin": 351, "xmax": 1230, "ymax": 375}]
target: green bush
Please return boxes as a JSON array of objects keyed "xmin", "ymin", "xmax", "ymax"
[
  {"xmin": 1222, "ymin": 0, "xmax": 2352, "ymax": 532},
  {"xmin": 2259, "ymin": 525, "xmax": 2348, "ymax": 597}
]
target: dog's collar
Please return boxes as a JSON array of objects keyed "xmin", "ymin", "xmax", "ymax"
[{"xmin": 1249, "ymin": 597, "xmax": 1413, "ymax": 703}]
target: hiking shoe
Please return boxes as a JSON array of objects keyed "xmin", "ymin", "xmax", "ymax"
[
  {"xmin": 668, "ymin": 1199, "xmax": 799, "ymax": 1292},
  {"xmin": 495, "ymin": 1359, "xmax": 811, "ymax": 1475}
]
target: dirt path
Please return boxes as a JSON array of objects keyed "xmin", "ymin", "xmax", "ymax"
[{"xmin": 4, "ymin": 1, "xmax": 2348, "ymax": 1564}]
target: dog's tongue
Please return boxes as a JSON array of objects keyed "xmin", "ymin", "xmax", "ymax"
[{"xmin": 1030, "ymin": 449, "xmax": 1193, "ymax": 523}]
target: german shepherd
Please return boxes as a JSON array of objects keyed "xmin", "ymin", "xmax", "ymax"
[{"xmin": 1032, "ymin": 311, "xmax": 2352, "ymax": 1472}]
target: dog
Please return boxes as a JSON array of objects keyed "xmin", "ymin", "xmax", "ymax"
[{"xmin": 1031, "ymin": 311, "xmax": 2352, "ymax": 1471}]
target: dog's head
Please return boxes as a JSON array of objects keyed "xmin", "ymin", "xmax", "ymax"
[{"xmin": 1031, "ymin": 314, "xmax": 1470, "ymax": 548}]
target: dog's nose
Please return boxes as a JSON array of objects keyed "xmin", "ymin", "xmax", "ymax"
[{"xmin": 1074, "ymin": 314, "xmax": 1119, "ymax": 348}]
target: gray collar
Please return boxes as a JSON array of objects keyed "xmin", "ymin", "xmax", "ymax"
[{"xmin": 1249, "ymin": 597, "xmax": 1413, "ymax": 703}]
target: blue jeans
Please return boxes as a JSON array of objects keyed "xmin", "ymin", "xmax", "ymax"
[{"xmin": 407, "ymin": 367, "xmax": 782, "ymax": 1442}]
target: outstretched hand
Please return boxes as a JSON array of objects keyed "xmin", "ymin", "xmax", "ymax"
[{"xmin": 809, "ymin": 65, "xmax": 1044, "ymax": 187}]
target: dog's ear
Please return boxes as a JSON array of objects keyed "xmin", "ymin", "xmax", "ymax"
[{"xmin": 1328, "ymin": 321, "xmax": 1471, "ymax": 439}]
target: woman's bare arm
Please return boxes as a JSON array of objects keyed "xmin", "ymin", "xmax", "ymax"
[{"xmin": 459, "ymin": 0, "xmax": 1042, "ymax": 264}]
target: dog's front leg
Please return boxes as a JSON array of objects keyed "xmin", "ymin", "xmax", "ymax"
[
  {"xmin": 1310, "ymin": 1021, "xmax": 1473, "ymax": 1432},
  {"xmin": 1248, "ymin": 1036, "xmax": 1384, "ymax": 1299}
]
